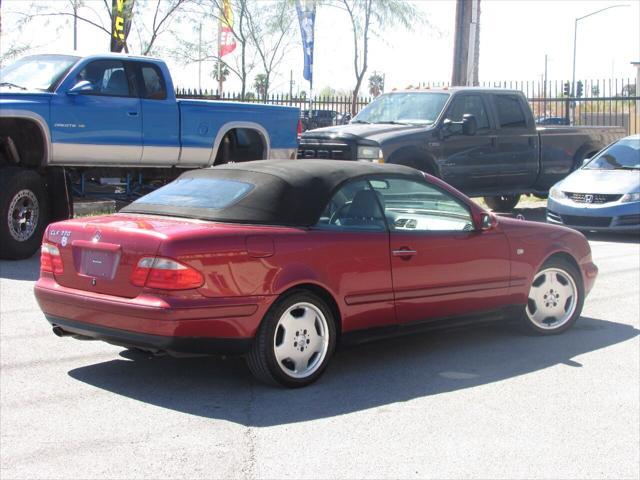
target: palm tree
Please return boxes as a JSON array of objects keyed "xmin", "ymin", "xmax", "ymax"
[
  {"xmin": 368, "ymin": 71, "xmax": 384, "ymax": 97},
  {"xmin": 212, "ymin": 61, "xmax": 230, "ymax": 83},
  {"xmin": 253, "ymin": 73, "xmax": 268, "ymax": 101}
]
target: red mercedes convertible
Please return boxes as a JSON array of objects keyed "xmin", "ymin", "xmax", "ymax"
[{"xmin": 34, "ymin": 160, "xmax": 598, "ymax": 387}]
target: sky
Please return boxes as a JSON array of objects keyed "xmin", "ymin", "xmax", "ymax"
[{"xmin": 1, "ymin": 0, "xmax": 639, "ymax": 95}]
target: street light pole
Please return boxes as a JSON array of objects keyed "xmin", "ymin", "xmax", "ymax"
[{"xmin": 571, "ymin": 4, "xmax": 629, "ymax": 96}]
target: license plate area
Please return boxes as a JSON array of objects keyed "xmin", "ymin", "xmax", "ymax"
[
  {"xmin": 72, "ymin": 240, "xmax": 121, "ymax": 280},
  {"xmin": 80, "ymin": 249, "xmax": 120, "ymax": 279}
]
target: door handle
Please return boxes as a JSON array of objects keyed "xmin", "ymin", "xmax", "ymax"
[
  {"xmin": 127, "ymin": 111, "xmax": 139, "ymax": 117},
  {"xmin": 392, "ymin": 249, "xmax": 417, "ymax": 257}
]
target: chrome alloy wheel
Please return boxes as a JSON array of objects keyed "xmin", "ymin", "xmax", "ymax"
[
  {"xmin": 7, "ymin": 189, "xmax": 39, "ymax": 242},
  {"xmin": 526, "ymin": 267, "xmax": 578, "ymax": 330},
  {"xmin": 273, "ymin": 302, "xmax": 330, "ymax": 379}
]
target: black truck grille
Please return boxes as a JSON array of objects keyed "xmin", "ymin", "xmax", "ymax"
[
  {"xmin": 566, "ymin": 192, "xmax": 621, "ymax": 204},
  {"xmin": 297, "ymin": 143, "xmax": 352, "ymax": 160}
]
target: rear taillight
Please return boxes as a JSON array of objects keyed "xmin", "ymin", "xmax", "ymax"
[
  {"xmin": 130, "ymin": 256, "xmax": 204, "ymax": 290},
  {"xmin": 40, "ymin": 243, "xmax": 64, "ymax": 275},
  {"xmin": 297, "ymin": 118, "xmax": 303, "ymax": 136}
]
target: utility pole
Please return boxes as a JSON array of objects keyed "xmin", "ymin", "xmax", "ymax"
[
  {"xmin": 543, "ymin": 54, "xmax": 548, "ymax": 116},
  {"xmin": 198, "ymin": 23, "xmax": 202, "ymax": 92},
  {"xmin": 571, "ymin": 4, "xmax": 628, "ymax": 121},
  {"xmin": 73, "ymin": 0, "xmax": 78, "ymax": 51},
  {"xmin": 543, "ymin": 54, "xmax": 548, "ymax": 95},
  {"xmin": 451, "ymin": 0, "xmax": 480, "ymax": 86},
  {"xmin": 217, "ymin": 20, "xmax": 223, "ymax": 96},
  {"xmin": 289, "ymin": 70, "xmax": 294, "ymax": 102}
]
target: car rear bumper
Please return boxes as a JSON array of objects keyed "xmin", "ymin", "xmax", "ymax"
[
  {"xmin": 45, "ymin": 315, "xmax": 252, "ymax": 355},
  {"xmin": 34, "ymin": 277, "xmax": 276, "ymax": 355}
]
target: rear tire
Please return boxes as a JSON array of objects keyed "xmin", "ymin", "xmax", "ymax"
[
  {"xmin": 522, "ymin": 257, "xmax": 584, "ymax": 335},
  {"xmin": 0, "ymin": 167, "xmax": 50, "ymax": 259},
  {"xmin": 246, "ymin": 290, "xmax": 336, "ymax": 388},
  {"xmin": 484, "ymin": 194, "xmax": 521, "ymax": 212}
]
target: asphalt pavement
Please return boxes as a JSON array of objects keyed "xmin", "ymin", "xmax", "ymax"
[{"xmin": 1, "ymin": 208, "xmax": 639, "ymax": 479}]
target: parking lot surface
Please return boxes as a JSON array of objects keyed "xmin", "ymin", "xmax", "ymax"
[{"xmin": 1, "ymin": 209, "xmax": 639, "ymax": 479}]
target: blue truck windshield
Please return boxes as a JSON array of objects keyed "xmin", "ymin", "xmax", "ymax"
[
  {"xmin": 353, "ymin": 92, "xmax": 449, "ymax": 125},
  {"xmin": 0, "ymin": 55, "xmax": 79, "ymax": 91}
]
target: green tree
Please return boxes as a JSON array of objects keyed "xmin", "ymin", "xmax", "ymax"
[
  {"xmin": 368, "ymin": 71, "xmax": 384, "ymax": 96},
  {"xmin": 253, "ymin": 73, "xmax": 268, "ymax": 99},
  {"xmin": 173, "ymin": 0, "xmax": 257, "ymax": 100},
  {"xmin": 212, "ymin": 60, "xmax": 231, "ymax": 83},
  {"xmin": 245, "ymin": 0, "xmax": 294, "ymax": 101},
  {"xmin": 621, "ymin": 83, "xmax": 636, "ymax": 97},
  {"xmin": 3, "ymin": 0, "xmax": 192, "ymax": 55},
  {"xmin": 318, "ymin": 86, "xmax": 337, "ymax": 97},
  {"xmin": 335, "ymin": 0, "xmax": 421, "ymax": 114}
]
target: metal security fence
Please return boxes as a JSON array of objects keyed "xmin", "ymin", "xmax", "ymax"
[
  {"xmin": 176, "ymin": 78, "xmax": 639, "ymax": 135},
  {"xmin": 175, "ymin": 88, "xmax": 372, "ymax": 115},
  {"xmin": 420, "ymin": 78, "xmax": 639, "ymax": 135}
]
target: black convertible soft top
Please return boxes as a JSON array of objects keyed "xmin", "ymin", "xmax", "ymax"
[{"xmin": 121, "ymin": 160, "xmax": 423, "ymax": 226}]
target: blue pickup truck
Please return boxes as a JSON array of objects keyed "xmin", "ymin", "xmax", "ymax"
[{"xmin": 0, "ymin": 53, "xmax": 299, "ymax": 259}]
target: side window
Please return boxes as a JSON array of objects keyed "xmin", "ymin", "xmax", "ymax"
[
  {"xmin": 140, "ymin": 64, "xmax": 167, "ymax": 100},
  {"xmin": 75, "ymin": 60, "xmax": 132, "ymax": 97},
  {"xmin": 445, "ymin": 95, "xmax": 490, "ymax": 129},
  {"xmin": 495, "ymin": 95, "xmax": 527, "ymax": 128},
  {"xmin": 372, "ymin": 178, "xmax": 474, "ymax": 232},
  {"xmin": 316, "ymin": 179, "xmax": 386, "ymax": 231}
]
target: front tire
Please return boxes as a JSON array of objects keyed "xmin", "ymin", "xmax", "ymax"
[
  {"xmin": 484, "ymin": 194, "xmax": 521, "ymax": 212},
  {"xmin": 0, "ymin": 167, "xmax": 50, "ymax": 259},
  {"xmin": 523, "ymin": 258, "xmax": 584, "ymax": 335},
  {"xmin": 247, "ymin": 290, "xmax": 336, "ymax": 388}
]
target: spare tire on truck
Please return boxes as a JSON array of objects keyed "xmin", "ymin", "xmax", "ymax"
[
  {"xmin": 0, "ymin": 167, "xmax": 50, "ymax": 259},
  {"xmin": 484, "ymin": 194, "xmax": 521, "ymax": 212}
]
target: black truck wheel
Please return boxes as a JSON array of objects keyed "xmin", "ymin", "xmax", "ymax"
[
  {"xmin": 0, "ymin": 167, "xmax": 50, "ymax": 259},
  {"xmin": 484, "ymin": 194, "xmax": 521, "ymax": 212}
]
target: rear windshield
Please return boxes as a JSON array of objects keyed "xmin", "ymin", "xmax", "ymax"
[{"xmin": 132, "ymin": 178, "xmax": 254, "ymax": 209}]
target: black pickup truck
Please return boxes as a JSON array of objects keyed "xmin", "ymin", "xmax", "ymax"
[{"xmin": 298, "ymin": 88, "xmax": 625, "ymax": 210}]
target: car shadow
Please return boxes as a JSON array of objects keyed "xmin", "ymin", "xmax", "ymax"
[
  {"xmin": 68, "ymin": 316, "xmax": 638, "ymax": 427},
  {"xmin": 0, "ymin": 254, "xmax": 40, "ymax": 281}
]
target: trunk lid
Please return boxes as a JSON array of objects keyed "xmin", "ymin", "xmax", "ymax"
[{"xmin": 46, "ymin": 215, "xmax": 182, "ymax": 298}]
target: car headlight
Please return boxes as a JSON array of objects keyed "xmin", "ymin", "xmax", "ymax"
[
  {"xmin": 620, "ymin": 192, "xmax": 640, "ymax": 203},
  {"xmin": 357, "ymin": 146, "xmax": 384, "ymax": 163},
  {"xmin": 549, "ymin": 186, "xmax": 566, "ymax": 200}
]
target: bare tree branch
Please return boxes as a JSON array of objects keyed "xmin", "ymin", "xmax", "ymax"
[
  {"xmin": 10, "ymin": 11, "xmax": 111, "ymax": 35},
  {"xmin": 338, "ymin": 0, "xmax": 422, "ymax": 114}
]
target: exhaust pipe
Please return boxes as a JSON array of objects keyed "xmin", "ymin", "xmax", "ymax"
[{"xmin": 52, "ymin": 326, "xmax": 73, "ymax": 337}]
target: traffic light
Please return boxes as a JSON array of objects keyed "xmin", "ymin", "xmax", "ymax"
[
  {"xmin": 563, "ymin": 81, "xmax": 570, "ymax": 96},
  {"xmin": 576, "ymin": 81, "xmax": 584, "ymax": 98}
]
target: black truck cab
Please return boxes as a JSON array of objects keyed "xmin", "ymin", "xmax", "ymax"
[{"xmin": 298, "ymin": 88, "xmax": 625, "ymax": 211}]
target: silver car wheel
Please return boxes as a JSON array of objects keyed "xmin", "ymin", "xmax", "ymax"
[
  {"xmin": 273, "ymin": 302, "xmax": 330, "ymax": 379},
  {"xmin": 526, "ymin": 267, "xmax": 578, "ymax": 330},
  {"xmin": 7, "ymin": 189, "xmax": 39, "ymax": 242}
]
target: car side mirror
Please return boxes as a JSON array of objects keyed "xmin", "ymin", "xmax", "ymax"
[
  {"xmin": 479, "ymin": 212, "xmax": 497, "ymax": 231},
  {"xmin": 582, "ymin": 157, "xmax": 592, "ymax": 167},
  {"xmin": 67, "ymin": 80, "xmax": 94, "ymax": 95},
  {"xmin": 442, "ymin": 118, "xmax": 456, "ymax": 138},
  {"xmin": 462, "ymin": 114, "xmax": 477, "ymax": 136}
]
